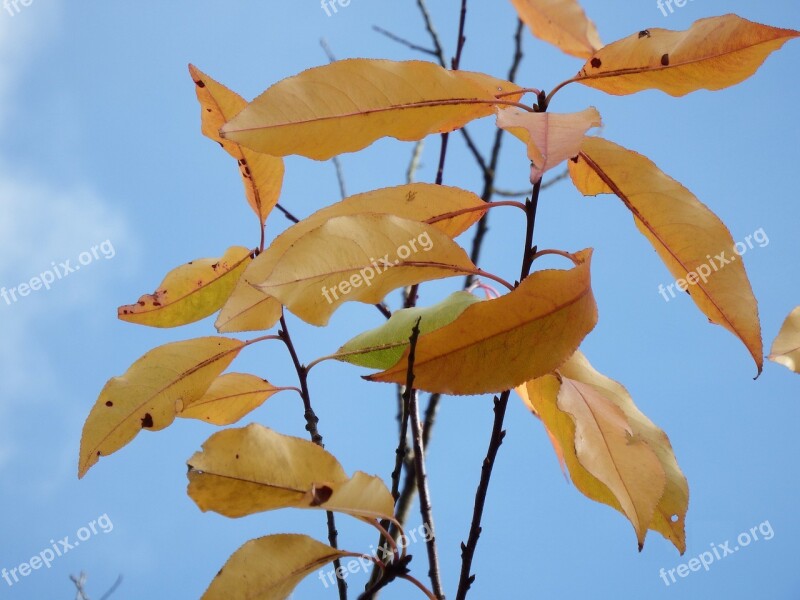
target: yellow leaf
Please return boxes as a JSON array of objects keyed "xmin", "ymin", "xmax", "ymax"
[
  {"xmin": 187, "ymin": 424, "xmax": 394, "ymax": 521},
  {"xmin": 79, "ymin": 337, "xmax": 246, "ymax": 478},
  {"xmin": 178, "ymin": 373, "xmax": 284, "ymax": 425},
  {"xmin": 118, "ymin": 246, "xmax": 252, "ymax": 328},
  {"xmin": 216, "ymin": 183, "xmax": 488, "ymax": 333},
  {"xmin": 220, "ymin": 59, "xmax": 524, "ymax": 160},
  {"xmin": 573, "ymin": 15, "xmax": 799, "ymax": 96},
  {"xmin": 189, "ymin": 64, "xmax": 285, "ymax": 225},
  {"xmin": 255, "ymin": 214, "xmax": 478, "ymax": 327},
  {"xmin": 497, "ymin": 107, "xmax": 601, "ymax": 182},
  {"xmin": 509, "ymin": 0, "xmax": 603, "ymax": 59},
  {"xmin": 769, "ymin": 306, "xmax": 800, "ymax": 373},
  {"xmin": 367, "ymin": 249, "xmax": 598, "ymax": 395},
  {"xmin": 569, "ymin": 136, "xmax": 763, "ymax": 373},
  {"xmin": 519, "ymin": 351, "xmax": 688, "ymax": 552},
  {"xmin": 201, "ymin": 534, "xmax": 349, "ymax": 600}
]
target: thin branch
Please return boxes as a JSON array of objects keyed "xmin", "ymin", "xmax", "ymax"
[
  {"xmin": 465, "ymin": 18, "xmax": 525, "ymax": 288},
  {"xmin": 278, "ymin": 314, "xmax": 347, "ymax": 600},
  {"xmin": 98, "ymin": 576, "xmax": 123, "ymax": 600},
  {"xmin": 405, "ymin": 320, "xmax": 445, "ymax": 599},
  {"xmin": 493, "ymin": 169, "xmax": 570, "ymax": 197},
  {"xmin": 373, "ymin": 25, "xmax": 439, "ymax": 57},
  {"xmin": 416, "ymin": 0, "xmax": 446, "ymax": 65},
  {"xmin": 275, "ymin": 203, "xmax": 300, "ymax": 224},
  {"xmin": 70, "ymin": 573, "xmax": 90, "ymax": 600},
  {"xmin": 456, "ymin": 179, "xmax": 543, "ymax": 600},
  {"xmin": 319, "ymin": 39, "xmax": 349, "ymax": 201},
  {"xmin": 407, "ymin": 140, "xmax": 425, "ymax": 184}
]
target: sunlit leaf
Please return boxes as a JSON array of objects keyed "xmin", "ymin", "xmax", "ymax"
[
  {"xmin": 518, "ymin": 350, "xmax": 688, "ymax": 552},
  {"xmin": 509, "ymin": 0, "xmax": 603, "ymax": 59},
  {"xmin": 569, "ymin": 136, "xmax": 763, "ymax": 373},
  {"xmin": 216, "ymin": 183, "xmax": 488, "ymax": 333},
  {"xmin": 118, "ymin": 247, "xmax": 252, "ymax": 328},
  {"xmin": 179, "ymin": 373, "xmax": 284, "ymax": 425},
  {"xmin": 187, "ymin": 424, "xmax": 394, "ymax": 521},
  {"xmin": 497, "ymin": 107, "xmax": 601, "ymax": 182},
  {"xmin": 201, "ymin": 534, "xmax": 349, "ymax": 600},
  {"xmin": 367, "ymin": 249, "xmax": 598, "ymax": 395},
  {"xmin": 190, "ymin": 65, "xmax": 285, "ymax": 225},
  {"xmin": 79, "ymin": 337, "xmax": 246, "ymax": 478},
  {"xmin": 573, "ymin": 15, "xmax": 799, "ymax": 97},
  {"xmin": 255, "ymin": 214, "xmax": 478, "ymax": 327},
  {"xmin": 220, "ymin": 59, "xmax": 524, "ymax": 160},
  {"xmin": 336, "ymin": 291, "xmax": 481, "ymax": 369},
  {"xmin": 769, "ymin": 306, "xmax": 800, "ymax": 373}
]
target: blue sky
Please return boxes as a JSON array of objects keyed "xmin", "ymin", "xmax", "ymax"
[{"xmin": 0, "ymin": 1, "xmax": 798, "ymax": 598}]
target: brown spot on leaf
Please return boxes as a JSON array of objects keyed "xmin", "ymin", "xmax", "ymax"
[
  {"xmin": 309, "ymin": 485, "xmax": 334, "ymax": 507},
  {"xmin": 639, "ymin": 30, "xmax": 651, "ymax": 38},
  {"xmin": 194, "ymin": 79, "xmax": 206, "ymax": 88},
  {"xmin": 591, "ymin": 57, "xmax": 602, "ymax": 68},
  {"xmin": 105, "ymin": 401, "xmax": 114, "ymax": 407},
  {"xmin": 141, "ymin": 413, "xmax": 154, "ymax": 429},
  {"xmin": 661, "ymin": 53, "xmax": 670, "ymax": 66}
]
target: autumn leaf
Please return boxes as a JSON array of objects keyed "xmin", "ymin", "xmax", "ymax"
[
  {"xmin": 79, "ymin": 337, "xmax": 246, "ymax": 478},
  {"xmin": 201, "ymin": 534, "xmax": 349, "ymax": 600},
  {"xmin": 220, "ymin": 59, "xmax": 524, "ymax": 160},
  {"xmin": 518, "ymin": 351, "xmax": 689, "ymax": 553},
  {"xmin": 255, "ymin": 214, "xmax": 478, "ymax": 327},
  {"xmin": 509, "ymin": 0, "xmax": 603, "ymax": 59},
  {"xmin": 569, "ymin": 136, "xmax": 763, "ymax": 373},
  {"xmin": 118, "ymin": 247, "xmax": 252, "ymax": 328},
  {"xmin": 573, "ymin": 15, "xmax": 799, "ymax": 97},
  {"xmin": 367, "ymin": 249, "xmax": 598, "ymax": 395},
  {"xmin": 190, "ymin": 65, "xmax": 285, "ymax": 225},
  {"xmin": 497, "ymin": 107, "xmax": 601, "ymax": 183},
  {"xmin": 769, "ymin": 306, "xmax": 800, "ymax": 373},
  {"xmin": 216, "ymin": 183, "xmax": 488, "ymax": 333},
  {"xmin": 336, "ymin": 291, "xmax": 482, "ymax": 369},
  {"xmin": 178, "ymin": 373, "xmax": 285, "ymax": 425},
  {"xmin": 187, "ymin": 424, "xmax": 394, "ymax": 521}
]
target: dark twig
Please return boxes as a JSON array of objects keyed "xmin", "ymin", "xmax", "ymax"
[
  {"xmin": 319, "ymin": 39, "xmax": 349, "ymax": 201},
  {"xmin": 493, "ymin": 169, "xmax": 569, "ymax": 197},
  {"xmin": 466, "ymin": 18, "xmax": 525, "ymax": 287},
  {"xmin": 405, "ymin": 320, "xmax": 445, "ymax": 599},
  {"xmin": 98, "ymin": 576, "xmax": 123, "ymax": 600},
  {"xmin": 275, "ymin": 203, "xmax": 300, "ymax": 224},
  {"xmin": 456, "ymin": 179, "xmax": 542, "ymax": 600},
  {"xmin": 373, "ymin": 25, "xmax": 439, "ymax": 56},
  {"xmin": 279, "ymin": 314, "xmax": 347, "ymax": 600}
]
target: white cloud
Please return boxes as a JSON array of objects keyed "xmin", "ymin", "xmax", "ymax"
[{"xmin": 0, "ymin": 4, "xmax": 137, "ymax": 478}]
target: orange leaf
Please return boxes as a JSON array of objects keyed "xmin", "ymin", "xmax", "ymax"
[
  {"xmin": 569, "ymin": 136, "xmax": 763, "ymax": 374},
  {"xmin": 190, "ymin": 64, "xmax": 285, "ymax": 225},
  {"xmin": 509, "ymin": 0, "xmax": 603, "ymax": 59},
  {"xmin": 367, "ymin": 250, "xmax": 598, "ymax": 395},
  {"xmin": 220, "ymin": 59, "xmax": 524, "ymax": 160},
  {"xmin": 573, "ymin": 15, "xmax": 799, "ymax": 96}
]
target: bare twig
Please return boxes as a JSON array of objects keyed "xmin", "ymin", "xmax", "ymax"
[
  {"xmin": 493, "ymin": 169, "xmax": 570, "ymax": 197},
  {"xmin": 275, "ymin": 203, "xmax": 300, "ymax": 224},
  {"xmin": 319, "ymin": 39, "xmax": 349, "ymax": 201},
  {"xmin": 405, "ymin": 321, "xmax": 444, "ymax": 599},
  {"xmin": 70, "ymin": 573, "xmax": 90, "ymax": 600},
  {"xmin": 407, "ymin": 140, "xmax": 425, "ymax": 184},
  {"xmin": 279, "ymin": 314, "xmax": 347, "ymax": 600},
  {"xmin": 99, "ymin": 576, "xmax": 123, "ymax": 600},
  {"xmin": 373, "ymin": 25, "xmax": 439, "ymax": 57},
  {"xmin": 456, "ymin": 179, "xmax": 542, "ymax": 600}
]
